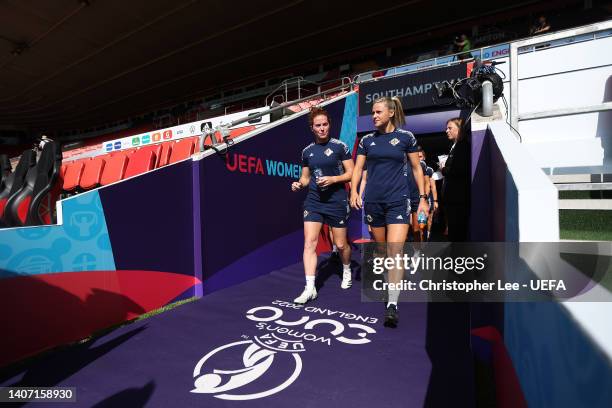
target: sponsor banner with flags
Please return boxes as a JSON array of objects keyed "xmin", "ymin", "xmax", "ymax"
[
  {"xmin": 358, "ymin": 63, "xmax": 468, "ymax": 114},
  {"xmin": 101, "ymin": 108, "xmax": 270, "ymax": 154}
]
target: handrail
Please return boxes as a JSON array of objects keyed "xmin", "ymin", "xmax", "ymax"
[
  {"xmin": 230, "ymin": 81, "xmax": 352, "ymax": 128},
  {"xmin": 263, "ymin": 75, "xmax": 352, "ymax": 107},
  {"xmin": 355, "ymin": 20, "xmax": 612, "ymax": 86},
  {"xmin": 199, "ymin": 80, "xmax": 353, "ymax": 153},
  {"xmin": 354, "ymin": 46, "xmax": 487, "ymax": 84},
  {"xmin": 264, "ymin": 76, "xmax": 305, "ymax": 106},
  {"xmin": 509, "ymin": 20, "xmax": 612, "ymax": 132},
  {"xmin": 519, "ymin": 102, "xmax": 612, "ymax": 121}
]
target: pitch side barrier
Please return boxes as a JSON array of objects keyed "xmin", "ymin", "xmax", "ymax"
[
  {"xmin": 508, "ymin": 20, "xmax": 612, "ymax": 172},
  {"xmin": 0, "ymin": 92, "xmax": 358, "ymax": 368},
  {"xmin": 471, "ymin": 121, "xmax": 612, "ymax": 407}
]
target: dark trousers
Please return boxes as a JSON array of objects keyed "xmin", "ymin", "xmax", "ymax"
[{"xmin": 446, "ymin": 204, "xmax": 469, "ymax": 242}]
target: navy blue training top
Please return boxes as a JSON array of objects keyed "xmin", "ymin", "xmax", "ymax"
[
  {"xmin": 302, "ymin": 138, "xmax": 351, "ymax": 206},
  {"xmin": 357, "ymin": 128, "xmax": 418, "ymax": 203}
]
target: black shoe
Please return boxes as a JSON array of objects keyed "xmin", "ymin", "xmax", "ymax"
[{"xmin": 384, "ymin": 304, "xmax": 399, "ymax": 328}]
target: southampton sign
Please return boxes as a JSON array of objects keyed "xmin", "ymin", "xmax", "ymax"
[{"xmin": 359, "ymin": 63, "xmax": 467, "ymax": 113}]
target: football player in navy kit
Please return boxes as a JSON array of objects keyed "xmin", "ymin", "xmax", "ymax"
[
  {"xmin": 418, "ymin": 150, "xmax": 438, "ymax": 241},
  {"xmin": 291, "ymin": 107, "xmax": 354, "ymax": 304},
  {"xmin": 350, "ymin": 96, "xmax": 428, "ymax": 327}
]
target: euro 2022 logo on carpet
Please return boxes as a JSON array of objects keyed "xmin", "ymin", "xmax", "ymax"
[{"xmin": 192, "ymin": 300, "xmax": 377, "ymax": 401}]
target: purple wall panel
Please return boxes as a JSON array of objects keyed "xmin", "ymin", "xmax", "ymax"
[
  {"xmin": 470, "ymin": 129, "xmax": 492, "ymax": 241},
  {"xmin": 100, "ymin": 160, "xmax": 197, "ymax": 277}
]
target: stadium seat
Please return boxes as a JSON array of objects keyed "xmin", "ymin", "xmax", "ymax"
[
  {"xmin": 168, "ymin": 137, "xmax": 197, "ymax": 164},
  {"xmin": 124, "ymin": 148, "xmax": 156, "ymax": 178},
  {"xmin": 100, "ymin": 153, "xmax": 129, "ymax": 186},
  {"xmin": 79, "ymin": 157, "xmax": 106, "ymax": 190},
  {"xmin": 2, "ymin": 150, "xmax": 38, "ymax": 227},
  {"xmin": 111, "ymin": 148, "xmax": 136, "ymax": 157},
  {"xmin": 26, "ymin": 141, "xmax": 63, "ymax": 226},
  {"xmin": 137, "ymin": 144, "xmax": 162, "ymax": 167},
  {"xmin": 0, "ymin": 155, "xmax": 13, "ymax": 223},
  {"xmin": 0, "ymin": 155, "xmax": 10, "ymax": 184},
  {"xmin": 62, "ymin": 160, "xmax": 86, "ymax": 192},
  {"xmin": 158, "ymin": 142, "xmax": 173, "ymax": 167},
  {"xmin": 229, "ymin": 126, "xmax": 256, "ymax": 139}
]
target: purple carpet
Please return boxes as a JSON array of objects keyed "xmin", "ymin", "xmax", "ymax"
[{"xmin": 0, "ymin": 257, "xmax": 474, "ymax": 407}]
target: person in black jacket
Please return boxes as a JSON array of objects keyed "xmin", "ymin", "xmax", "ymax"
[{"xmin": 440, "ymin": 117, "xmax": 470, "ymax": 242}]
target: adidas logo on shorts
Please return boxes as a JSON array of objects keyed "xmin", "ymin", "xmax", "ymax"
[
  {"xmin": 396, "ymin": 214, "xmax": 403, "ymax": 219},
  {"xmin": 304, "ymin": 210, "xmax": 309, "ymax": 218}
]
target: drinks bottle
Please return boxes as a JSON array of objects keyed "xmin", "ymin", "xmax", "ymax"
[
  {"xmin": 417, "ymin": 211, "xmax": 427, "ymax": 231},
  {"xmin": 313, "ymin": 168, "xmax": 328, "ymax": 191}
]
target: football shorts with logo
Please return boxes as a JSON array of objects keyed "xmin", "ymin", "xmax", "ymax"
[
  {"xmin": 303, "ymin": 202, "xmax": 350, "ymax": 228},
  {"xmin": 363, "ymin": 200, "xmax": 411, "ymax": 227}
]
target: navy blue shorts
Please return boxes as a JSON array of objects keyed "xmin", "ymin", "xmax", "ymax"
[
  {"xmin": 364, "ymin": 199, "xmax": 413, "ymax": 227},
  {"xmin": 303, "ymin": 205, "xmax": 349, "ymax": 228}
]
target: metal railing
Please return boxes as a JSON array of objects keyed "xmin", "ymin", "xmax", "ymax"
[
  {"xmin": 509, "ymin": 20, "xmax": 612, "ymax": 132},
  {"xmin": 353, "ymin": 42, "xmax": 511, "ymax": 84},
  {"xmin": 265, "ymin": 76, "xmax": 307, "ymax": 106},
  {"xmin": 264, "ymin": 76, "xmax": 352, "ymax": 106},
  {"xmin": 199, "ymin": 80, "xmax": 353, "ymax": 153}
]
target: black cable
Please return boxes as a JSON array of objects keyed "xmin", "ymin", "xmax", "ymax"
[
  {"xmin": 494, "ymin": 65, "xmax": 507, "ymax": 80},
  {"xmin": 462, "ymin": 102, "xmax": 481, "ymax": 128},
  {"xmin": 203, "ymin": 133, "xmax": 236, "ymax": 158},
  {"xmin": 202, "ymin": 132, "xmax": 227, "ymax": 157},
  {"xmin": 501, "ymin": 95, "xmax": 522, "ymax": 143}
]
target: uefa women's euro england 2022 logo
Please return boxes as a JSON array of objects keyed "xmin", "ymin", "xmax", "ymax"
[{"xmin": 191, "ymin": 301, "xmax": 377, "ymax": 401}]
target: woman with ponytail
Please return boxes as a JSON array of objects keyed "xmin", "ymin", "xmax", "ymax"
[{"xmin": 350, "ymin": 96, "xmax": 428, "ymax": 328}]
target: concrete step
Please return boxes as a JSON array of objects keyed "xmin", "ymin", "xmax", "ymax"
[
  {"xmin": 559, "ymin": 199, "xmax": 612, "ymax": 210},
  {"xmin": 555, "ymin": 182, "xmax": 612, "ymax": 191},
  {"xmin": 550, "ymin": 173, "xmax": 612, "ymax": 183}
]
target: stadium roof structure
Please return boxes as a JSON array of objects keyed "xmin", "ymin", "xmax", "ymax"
[{"xmin": 0, "ymin": 0, "xmax": 570, "ymax": 133}]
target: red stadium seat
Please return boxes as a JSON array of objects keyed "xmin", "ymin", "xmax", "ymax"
[
  {"xmin": 100, "ymin": 154, "xmax": 129, "ymax": 186},
  {"xmin": 0, "ymin": 152, "xmax": 34, "ymax": 223},
  {"xmin": 111, "ymin": 148, "xmax": 136, "ymax": 157},
  {"xmin": 158, "ymin": 142, "xmax": 173, "ymax": 167},
  {"xmin": 26, "ymin": 141, "xmax": 62, "ymax": 226},
  {"xmin": 168, "ymin": 137, "xmax": 197, "ymax": 164},
  {"xmin": 124, "ymin": 148, "xmax": 155, "ymax": 178},
  {"xmin": 137, "ymin": 144, "xmax": 162, "ymax": 167},
  {"xmin": 229, "ymin": 126, "xmax": 256, "ymax": 139},
  {"xmin": 80, "ymin": 157, "xmax": 106, "ymax": 190},
  {"xmin": 62, "ymin": 160, "xmax": 86, "ymax": 192},
  {"xmin": 202, "ymin": 134, "xmax": 215, "ymax": 147}
]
